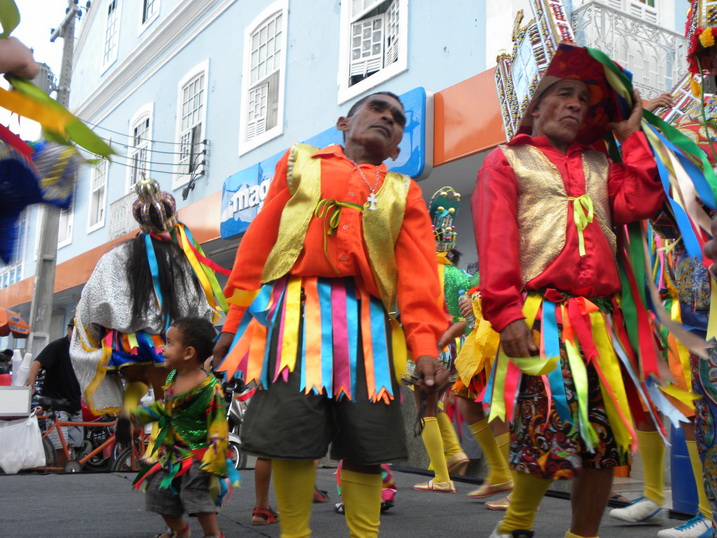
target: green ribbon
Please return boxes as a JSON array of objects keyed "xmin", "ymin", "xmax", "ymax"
[
  {"xmin": 567, "ymin": 194, "xmax": 594, "ymax": 257},
  {"xmin": 0, "ymin": 0, "xmax": 20, "ymax": 39},
  {"xmin": 585, "ymin": 47, "xmax": 717, "ymax": 203}
]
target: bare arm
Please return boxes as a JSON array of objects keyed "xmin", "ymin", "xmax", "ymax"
[{"xmin": 24, "ymin": 360, "xmax": 42, "ymax": 392}]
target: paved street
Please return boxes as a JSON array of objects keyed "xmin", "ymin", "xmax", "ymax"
[{"xmin": 1, "ymin": 465, "xmax": 695, "ymax": 537}]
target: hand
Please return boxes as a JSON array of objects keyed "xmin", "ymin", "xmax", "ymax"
[
  {"xmin": 644, "ymin": 93, "xmax": 674, "ymax": 113},
  {"xmin": 607, "ymin": 89, "xmax": 643, "ymax": 142},
  {"xmin": 211, "ymin": 332, "xmax": 235, "ymax": 369},
  {"xmin": 0, "ymin": 37, "xmax": 40, "ymax": 79},
  {"xmin": 437, "ymin": 321, "xmax": 467, "ymax": 348},
  {"xmin": 413, "ymin": 355, "xmax": 450, "ymax": 395},
  {"xmin": 499, "ymin": 319, "xmax": 538, "ymax": 358},
  {"xmin": 458, "ymin": 296, "xmax": 473, "ymax": 319}
]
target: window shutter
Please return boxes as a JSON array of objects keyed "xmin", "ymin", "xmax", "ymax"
[
  {"xmin": 350, "ymin": 14, "xmax": 385, "ymax": 77},
  {"xmin": 384, "ymin": 0, "xmax": 399, "ymax": 65}
]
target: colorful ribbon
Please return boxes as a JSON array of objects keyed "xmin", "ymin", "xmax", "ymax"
[{"xmin": 567, "ymin": 194, "xmax": 594, "ymax": 257}]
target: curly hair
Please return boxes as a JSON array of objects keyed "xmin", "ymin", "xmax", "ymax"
[{"xmin": 171, "ymin": 317, "xmax": 217, "ymax": 364}]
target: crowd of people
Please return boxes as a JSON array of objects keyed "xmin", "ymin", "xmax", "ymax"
[{"xmin": 6, "ymin": 5, "xmax": 717, "ymax": 538}]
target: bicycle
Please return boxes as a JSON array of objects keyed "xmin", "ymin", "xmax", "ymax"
[{"xmin": 30, "ymin": 395, "xmax": 119, "ymax": 473}]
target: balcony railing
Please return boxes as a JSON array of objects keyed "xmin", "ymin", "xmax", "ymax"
[
  {"xmin": 108, "ymin": 192, "xmax": 138, "ymax": 240},
  {"xmin": 571, "ymin": 1, "xmax": 687, "ymax": 100}
]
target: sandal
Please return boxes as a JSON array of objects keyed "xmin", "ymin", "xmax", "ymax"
[
  {"xmin": 609, "ymin": 493, "xmax": 630, "ymax": 503},
  {"xmin": 334, "ymin": 502, "xmax": 345, "ymax": 514},
  {"xmin": 252, "ymin": 506, "xmax": 278, "ymax": 525},
  {"xmin": 155, "ymin": 522, "xmax": 190, "ymax": 538},
  {"xmin": 313, "ymin": 487, "xmax": 330, "ymax": 503}
]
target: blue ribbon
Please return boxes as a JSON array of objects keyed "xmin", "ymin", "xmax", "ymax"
[
  {"xmin": 644, "ymin": 123, "xmax": 704, "ymax": 259},
  {"xmin": 543, "ymin": 301, "xmax": 571, "ymax": 423},
  {"xmin": 318, "ymin": 279, "xmax": 334, "ymax": 396},
  {"xmin": 143, "ymin": 233, "xmax": 170, "ymax": 332},
  {"xmin": 369, "ymin": 295, "xmax": 392, "ymax": 398}
]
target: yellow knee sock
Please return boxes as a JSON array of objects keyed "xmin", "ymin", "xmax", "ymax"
[
  {"xmin": 686, "ymin": 439, "xmax": 712, "ymax": 519},
  {"xmin": 421, "ymin": 417, "xmax": 451, "ymax": 483},
  {"xmin": 123, "ymin": 381, "xmax": 148, "ymax": 414},
  {"xmin": 565, "ymin": 532, "xmax": 598, "ymax": 538},
  {"xmin": 498, "ymin": 471, "xmax": 552, "ymax": 532},
  {"xmin": 470, "ymin": 420, "xmax": 512, "ymax": 484},
  {"xmin": 341, "ymin": 469, "xmax": 382, "ymax": 538},
  {"xmin": 437, "ymin": 411, "xmax": 463, "ymax": 458},
  {"xmin": 272, "ymin": 459, "xmax": 315, "ymax": 538},
  {"xmin": 637, "ymin": 430, "xmax": 665, "ymax": 506}
]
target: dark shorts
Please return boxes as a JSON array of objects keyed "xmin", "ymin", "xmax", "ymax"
[
  {"xmin": 241, "ymin": 312, "xmax": 407, "ymax": 465},
  {"xmin": 145, "ymin": 461, "xmax": 217, "ymax": 519},
  {"xmin": 511, "ymin": 345, "xmax": 627, "ymax": 480}
]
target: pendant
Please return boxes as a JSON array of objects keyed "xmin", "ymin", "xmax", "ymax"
[{"xmin": 366, "ymin": 191, "xmax": 378, "ymax": 211}]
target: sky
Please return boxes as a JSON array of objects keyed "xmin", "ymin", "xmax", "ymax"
[{"xmin": 1, "ymin": 0, "xmax": 78, "ymax": 138}]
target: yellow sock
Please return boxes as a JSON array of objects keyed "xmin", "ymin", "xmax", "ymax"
[
  {"xmin": 470, "ymin": 420, "xmax": 512, "ymax": 484},
  {"xmin": 496, "ymin": 431, "xmax": 511, "ymax": 469},
  {"xmin": 686, "ymin": 439, "xmax": 712, "ymax": 519},
  {"xmin": 637, "ymin": 430, "xmax": 665, "ymax": 506},
  {"xmin": 341, "ymin": 469, "xmax": 382, "ymax": 538},
  {"xmin": 498, "ymin": 471, "xmax": 552, "ymax": 532},
  {"xmin": 123, "ymin": 381, "xmax": 148, "ymax": 414},
  {"xmin": 437, "ymin": 411, "xmax": 463, "ymax": 458},
  {"xmin": 565, "ymin": 532, "xmax": 598, "ymax": 538},
  {"xmin": 272, "ymin": 459, "xmax": 315, "ymax": 538},
  {"xmin": 421, "ymin": 417, "xmax": 451, "ymax": 483}
]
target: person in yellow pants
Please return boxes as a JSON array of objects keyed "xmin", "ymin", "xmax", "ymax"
[{"xmin": 213, "ymin": 92, "xmax": 450, "ymax": 537}]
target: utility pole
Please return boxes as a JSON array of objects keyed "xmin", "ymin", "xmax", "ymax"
[{"xmin": 27, "ymin": 0, "xmax": 79, "ymax": 358}]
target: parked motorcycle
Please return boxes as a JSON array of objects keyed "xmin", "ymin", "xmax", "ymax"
[{"xmin": 223, "ymin": 377, "xmax": 255, "ymax": 470}]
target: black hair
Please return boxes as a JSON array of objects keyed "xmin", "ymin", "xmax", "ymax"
[
  {"xmin": 170, "ymin": 317, "xmax": 216, "ymax": 364},
  {"xmin": 346, "ymin": 91, "xmax": 403, "ymax": 118},
  {"xmin": 447, "ymin": 248, "xmax": 462, "ymax": 266},
  {"xmin": 1, "ymin": 349, "xmax": 12, "ymax": 359},
  {"xmin": 125, "ymin": 236, "xmax": 201, "ymax": 323}
]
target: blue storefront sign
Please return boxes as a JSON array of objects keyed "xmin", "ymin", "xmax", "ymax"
[{"xmin": 220, "ymin": 87, "xmax": 432, "ymax": 239}]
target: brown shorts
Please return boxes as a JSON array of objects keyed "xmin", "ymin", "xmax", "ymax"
[{"xmin": 145, "ymin": 461, "xmax": 218, "ymax": 519}]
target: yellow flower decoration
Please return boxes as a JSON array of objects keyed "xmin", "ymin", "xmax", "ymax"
[
  {"xmin": 699, "ymin": 27, "xmax": 716, "ymax": 49},
  {"xmin": 691, "ymin": 77, "xmax": 703, "ymax": 98}
]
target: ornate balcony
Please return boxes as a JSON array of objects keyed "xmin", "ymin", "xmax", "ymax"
[{"xmin": 571, "ymin": 1, "xmax": 687, "ymax": 100}]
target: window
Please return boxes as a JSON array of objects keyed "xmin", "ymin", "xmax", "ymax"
[
  {"xmin": 103, "ymin": 0, "xmax": 120, "ymax": 68},
  {"xmin": 175, "ymin": 60, "xmax": 209, "ymax": 187},
  {"xmin": 142, "ymin": 0, "xmax": 157, "ymax": 24},
  {"xmin": 338, "ymin": 0, "xmax": 408, "ymax": 103},
  {"xmin": 88, "ymin": 159, "xmax": 108, "ymax": 231},
  {"xmin": 239, "ymin": 2, "xmax": 288, "ymax": 154},
  {"xmin": 128, "ymin": 108, "xmax": 152, "ymax": 191}
]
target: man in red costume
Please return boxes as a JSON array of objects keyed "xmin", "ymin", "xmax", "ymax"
[{"xmin": 476, "ymin": 46, "xmax": 664, "ymax": 538}]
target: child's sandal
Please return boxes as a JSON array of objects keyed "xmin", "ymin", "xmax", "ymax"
[{"xmin": 155, "ymin": 522, "xmax": 191, "ymax": 538}]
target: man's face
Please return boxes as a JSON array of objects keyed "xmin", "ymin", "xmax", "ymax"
[
  {"xmin": 531, "ymin": 79, "xmax": 590, "ymax": 149},
  {"xmin": 337, "ymin": 94, "xmax": 406, "ymax": 162}
]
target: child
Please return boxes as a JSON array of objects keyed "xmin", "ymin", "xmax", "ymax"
[{"xmin": 132, "ymin": 317, "xmax": 233, "ymax": 538}]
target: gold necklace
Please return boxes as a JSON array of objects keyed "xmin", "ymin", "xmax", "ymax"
[{"xmin": 349, "ymin": 159, "xmax": 380, "ymax": 211}]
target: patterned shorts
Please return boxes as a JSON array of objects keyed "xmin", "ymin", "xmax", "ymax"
[
  {"xmin": 691, "ymin": 347, "xmax": 717, "ymax": 526},
  {"xmin": 511, "ymin": 345, "xmax": 628, "ymax": 480}
]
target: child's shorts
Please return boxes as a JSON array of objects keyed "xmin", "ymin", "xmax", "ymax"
[{"xmin": 145, "ymin": 461, "xmax": 217, "ymax": 519}]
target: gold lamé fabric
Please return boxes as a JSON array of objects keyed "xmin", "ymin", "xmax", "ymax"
[
  {"xmin": 261, "ymin": 143, "xmax": 409, "ymax": 311},
  {"xmin": 500, "ymin": 144, "xmax": 612, "ymax": 286}
]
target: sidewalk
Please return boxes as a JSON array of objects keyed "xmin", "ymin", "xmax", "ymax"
[{"xmin": 0, "ymin": 465, "xmax": 693, "ymax": 537}]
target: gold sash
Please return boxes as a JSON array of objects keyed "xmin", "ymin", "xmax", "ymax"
[
  {"xmin": 262, "ymin": 143, "xmax": 409, "ymax": 311},
  {"xmin": 500, "ymin": 144, "xmax": 614, "ymax": 285}
]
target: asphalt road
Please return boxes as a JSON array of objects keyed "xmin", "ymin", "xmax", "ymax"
[{"xmin": 1, "ymin": 466, "xmax": 697, "ymax": 537}]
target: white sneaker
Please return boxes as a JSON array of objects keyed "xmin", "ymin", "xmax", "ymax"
[
  {"xmin": 488, "ymin": 523, "xmax": 534, "ymax": 538},
  {"xmin": 656, "ymin": 514, "xmax": 713, "ymax": 538},
  {"xmin": 609, "ymin": 496, "xmax": 666, "ymax": 524}
]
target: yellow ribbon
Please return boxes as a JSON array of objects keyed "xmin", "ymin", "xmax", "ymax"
[
  {"xmin": 278, "ymin": 276, "xmax": 303, "ymax": 375},
  {"xmin": 314, "ymin": 198, "xmax": 364, "ymax": 272},
  {"xmin": 0, "ymin": 86, "xmax": 71, "ymax": 134},
  {"xmin": 567, "ymin": 194, "xmax": 594, "ymax": 257}
]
